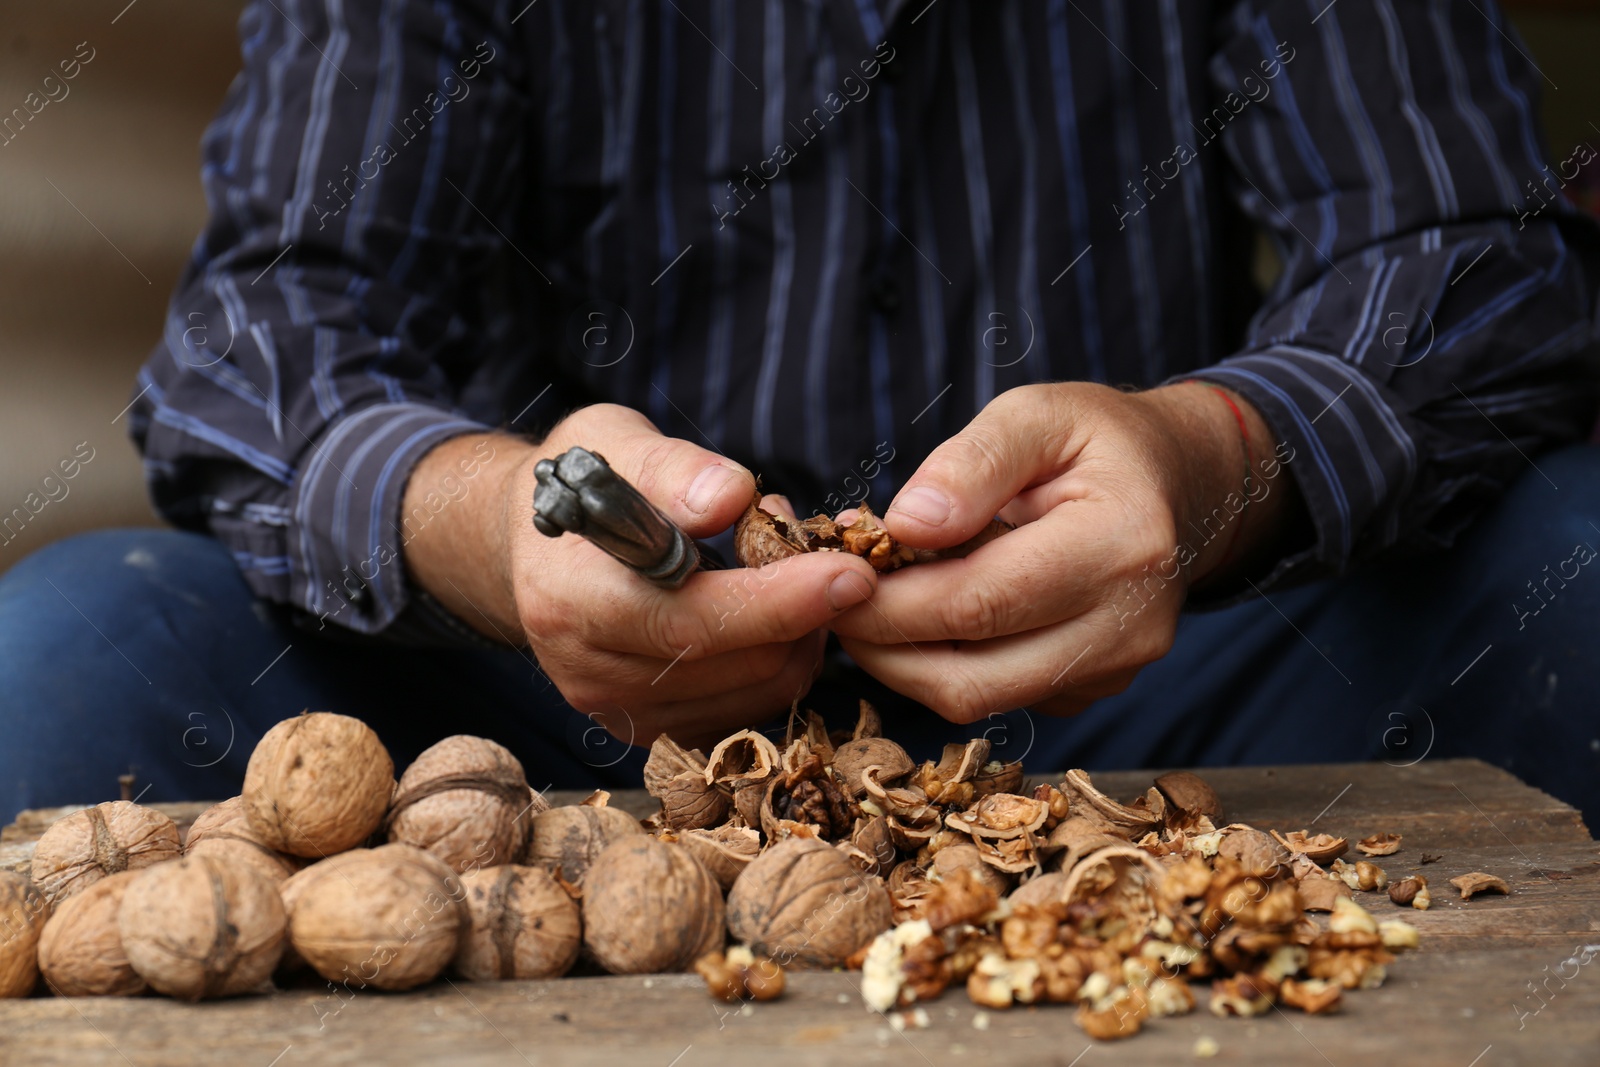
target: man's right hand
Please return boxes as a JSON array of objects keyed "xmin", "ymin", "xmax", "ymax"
[{"xmin": 402, "ymin": 404, "xmax": 877, "ymax": 748}]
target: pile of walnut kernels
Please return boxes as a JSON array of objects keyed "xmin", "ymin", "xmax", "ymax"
[{"xmin": 0, "ymin": 706, "xmax": 1504, "ymax": 1042}]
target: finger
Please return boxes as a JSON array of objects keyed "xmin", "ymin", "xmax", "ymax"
[
  {"xmin": 829, "ymin": 510, "xmax": 1120, "ymax": 644},
  {"xmin": 561, "ymin": 637, "xmax": 818, "ymax": 705},
  {"xmin": 546, "ymin": 403, "xmax": 755, "ymax": 537},
  {"xmin": 839, "ymin": 612, "xmax": 1163, "ymax": 724},
  {"xmin": 603, "ymin": 636, "xmax": 827, "ymax": 750},
  {"xmin": 582, "ymin": 549, "xmax": 878, "ymax": 659},
  {"xmin": 884, "ymin": 388, "xmax": 1076, "ymax": 549},
  {"xmin": 760, "ymin": 493, "xmax": 798, "ymax": 520}
]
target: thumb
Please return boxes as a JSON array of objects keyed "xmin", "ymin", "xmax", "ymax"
[
  {"xmin": 551, "ymin": 404, "xmax": 754, "ymax": 538},
  {"xmin": 885, "ymin": 392, "xmax": 1060, "ymax": 548}
]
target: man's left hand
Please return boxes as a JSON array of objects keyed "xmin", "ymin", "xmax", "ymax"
[{"xmin": 830, "ymin": 381, "xmax": 1296, "ymax": 722}]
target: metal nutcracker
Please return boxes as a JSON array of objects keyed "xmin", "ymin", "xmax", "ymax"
[{"xmin": 531, "ymin": 446, "xmax": 722, "ymax": 589}]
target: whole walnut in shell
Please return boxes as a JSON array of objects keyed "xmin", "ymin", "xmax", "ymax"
[
  {"xmin": 119, "ymin": 854, "xmax": 286, "ymax": 1000},
  {"xmin": 582, "ymin": 837, "xmax": 724, "ymax": 974},
  {"xmin": 526, "ymin": 794, "xmax": 644, "ymax": 886},
  {"xmin": 727, "ymin": 837, "xmax": 893, "ymax": 968},
  {"xmin": 31, "ymin": 801, "xmax": 181, "ymax": 905},
  {"xmin": 454, "ymin": 865, "xmax": 581, "ymax": 981},
  {"xmin": 185, "ymin": 797, "xmax": 304, "ymax": 886},
  {"xmin": 387, "ymin": 735, "xmax": 535, "ymax": 872},
  {"xmin": 37, "ymin": 871, "xmax": 145, "ymax": 997},
  {"xmin": 285, "ymin": 843, "xmax": 465, "ymax": 991},
  {"xmin": 243, "ymin": 711, "xmax": 395, "ymax": 858},
  {"xmin": 0, "ymin": 871, "xmax": 50, "ymax": 998}
]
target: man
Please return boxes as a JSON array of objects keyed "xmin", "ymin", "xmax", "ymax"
[{"xmin": 3, "ymin": 0, "xmax": 1598, "ymax": 825}]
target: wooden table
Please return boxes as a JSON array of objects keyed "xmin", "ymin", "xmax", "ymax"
[{"xmin": 3, "ymin": 759, "xmax": 1597, "ymax": 1066}]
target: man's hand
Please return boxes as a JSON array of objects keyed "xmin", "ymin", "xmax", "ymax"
[
  {"xmin": 830, "ymin": 382, "xmax": 1299, "ymax": 722},
  {"xmin": 402, "ymin": 405, "xmax": 877, "ymax": 748}
]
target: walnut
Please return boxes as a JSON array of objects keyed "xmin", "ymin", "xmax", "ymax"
[
  {"xmin": 1296, "ymin": 874, "xmax": 1352, "ymax": 913},
  {"xmin": 582, "ymin": 837, "xmax": 724, "ymax": 974},
  {"xmin": 695, "ymin": 945, "xmax": 786, "ymax": 1002},
  {"xmin": 119, "ymin": 854, "xmax": 285, "ymax": 1000},
  {"xmin": 0, "ymin": 871, "xmax": 49, "ymax": 998},
  {"xmin": 1388, "ymin": 876, "xmax": 1431, "ymax": 910},
  {"xmin": 1269, "ymin": 829, "xmax": 1347, "ymax": 865},
  {"xmin": 184, "ymin": 797, "xmax": 304, "ymax": 886},
  {"xmin": 1280, "ymin": 976, "xmax": 1342, "ymax": 1014},
  {"xmin": 386, "ymin": 735, "xmax": 534, "ymax": 872},
  {"xmin": 284, "ymin": 843, "xmax": 466, "ymax": 991},
  {"xmin": 832, "ymin": 737, "xmax": 916, "ymax": 798},
  {"xmin": 525, "ymin": 794, "xmax": 644, "ymax": 886},
  {"xmin": 243, "ymin": 712, "xmax": 395, "ymax": 858},
  {"xmin": 30, "ymin": 801, "xmax": 181, "ymax": 905},
  {"xmin": 733, "ymin": 495, "xmax": 1009, "ymax": 572},
  {"xmin": 643, "ymin": 736, "xmax": 728, "ymax": 830},
  {"xmin": 1061, "ymin": 846, "xmax": 1173, "ymax": 946},
  {"xmin": 1356, "ymin": 833, "xmax": 1402, "ymax": 856},
  {"xmin": 453, "ymin": 865, "xmax": 580, "ymax": 981},
  {"xmin": 36, "ymin": 871, "xmax": 144, "ymax": 997},
  {"xmin": 1208, "ymin": 974, "xmax": 1276, "ymax": 1017},
  {"xmin": 1152, "ymin": 771, "xmax": 1224, "ymax": 831},
  {"xmin": 671, "ymin": 825, "xmax": 761, "ymax": 891},
  {"xmin": 1449, "ymin": 872, "xmax": 1510, "ymax": 900},
  {"xmin": 727, "ymin": 837, "xmax": 893, "ymax": 968},
  {"xmin": 1008, "ymin": 871, "xmax": 1069, "ymax": 909},
  {"xmin": 760, "ymin": 753, "xmax": 859, "ymax": 841},
  {"xmin": 1216, "ymin": 825, "xmax": 1291, "ymax": 876},
  {"xmin": 1076, "ymin": 984, "xmax": 1148, "ymax": 1039},
  {"xmin": 932, "ymin": 844, "xmax": 1012, "ymax": 898}
]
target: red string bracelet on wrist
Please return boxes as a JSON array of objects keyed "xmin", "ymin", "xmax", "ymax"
[{"xmin": 1182, "ymin": 380, "xmax": 1254, "ymax": 569}]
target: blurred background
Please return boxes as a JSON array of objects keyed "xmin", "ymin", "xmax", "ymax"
[{"xmin": 1, "ymin": 0, "xmax": 1598, "ymax": 574}]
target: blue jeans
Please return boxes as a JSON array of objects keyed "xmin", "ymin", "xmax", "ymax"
[{"xmin": 4, "ymin": 446, "xmax": 1598, "ymax": 828}]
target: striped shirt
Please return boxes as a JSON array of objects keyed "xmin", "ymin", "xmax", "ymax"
[{"xmin": 130, "ymin": 0, "xmax": 1600, "ymax": 640}]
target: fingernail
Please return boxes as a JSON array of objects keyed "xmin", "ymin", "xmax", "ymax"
[
  {"xmin": 686, "ymin": 465, "xmax": 740, "ymax": 515},
  {"xmin": 827, "ymin": 570, "xmax": 873, "ymax": 612},
  {"xmin": 890, "ymin": 486, "xmax": 950, "ymax": 526}
]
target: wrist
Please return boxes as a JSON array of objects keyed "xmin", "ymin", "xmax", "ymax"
[
  {"xmin": 401, "ymin": 432, "xmax": 536, "ymax": 642},
  {"xmin": 1131, "ymin": 382, "xmax": 1291, "ymax": 587}
]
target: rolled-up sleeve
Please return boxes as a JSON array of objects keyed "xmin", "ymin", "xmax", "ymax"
[
  {"xmin": 128, "ymin": 0, "xmax": 528, "ymax": 636},
  {"xmin": 1182, "ymin": 0, "xmax": 1600, "ymax": 590}
]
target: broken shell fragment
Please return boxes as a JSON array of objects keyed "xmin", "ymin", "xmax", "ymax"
[
  {"xmin": 1449, "ymin": 872, "xmax": 1510, "ymax": 900},
  {"xmin": 1270, "ymin": 829, "xmax": 1348, "ymax": 865},
  {"xmin": 1355, "ymin": 833, "xmax": 1402, "ymax": 857}
]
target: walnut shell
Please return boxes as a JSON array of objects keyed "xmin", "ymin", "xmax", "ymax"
[
  {"xmin": 525, "ymin": 799, "xmax": 644, "ymax": 886},
  {"xmin": 1153, "ymin": 771, "xmax": 1224, "ymax": 830},
  {"xmin": 36, "ymin": 871, "xmax": 145, "ymax": 997},
  {"xmin": 0, "ymin": 871, "xmax": 49, "ymax": 998},
  {"xmin": 673, "ymin": 825, "xmax": 761, "ymax": 892},
  {"xmin": 30, "ymin": 802, "xmax": 181, "ymax": 906},
  {"xmin": 582, "ymin": 837, "xmax": 724, "ymax": 974},
  {"xmin": 243, "ymin": 712, "xmax": 395, "ymax": 858},
  {"xmin": 184, "ymin": 797, "xmax": 304, "ymax": 886},
  {"xmin": 727, "ymin": 837, "xmax": 893, "ymax": 969},
  {"xmin": 832, "ymin": 738, "xmax": 916, "ymax": 798},
  {"xmin": 1218, "ymin": 824, "xmax": 1292, "ymax": 876},
  {"xmin": 453, "ymin": 865, "xmax": 580, "ymax": 981},
  {"xmin": 285, "ymin": 843, "xmax": 465, "ymax": 991},
  {"xmin": 119, "ymin": 854, "xmax": 285, "ymax": 1000},
  {"xmin": 387, "ymin": 735, "xmax": 533, "ymax": 872},
  {"xmin": 931, "ymin": 843, "xmax": 1012, "ymax": 897},
  {"xmin": 643, "ymin": 736, "xmax": 728, "ymax": 830}
]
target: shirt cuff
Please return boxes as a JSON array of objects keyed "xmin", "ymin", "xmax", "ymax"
[
  {"xmin": 1173, "ymin": 345, "xmax": 1419, "ymax": 596},
  {"xmin": 286, "ymin": 402, "xmax": 492, "ymax": 636}
]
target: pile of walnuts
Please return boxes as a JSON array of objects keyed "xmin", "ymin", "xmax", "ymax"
[{"xmin": 0, "ymin": 704, "xmax": 1448, "ymax": 1044}]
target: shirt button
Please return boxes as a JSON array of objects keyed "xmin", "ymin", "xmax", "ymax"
[{"xmin": 871, "ymin": 279, "xmax": 901, "ymax": 314}]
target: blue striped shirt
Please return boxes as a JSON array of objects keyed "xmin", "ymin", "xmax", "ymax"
[{"xmin": 130, "ymin": 0, "xmax": 1600, "ymax": 640}]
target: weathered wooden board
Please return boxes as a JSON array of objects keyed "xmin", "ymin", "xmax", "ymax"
[{"xmin": 2, "ymin": 759, "xmax": 1595, "ymax": 1066}]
